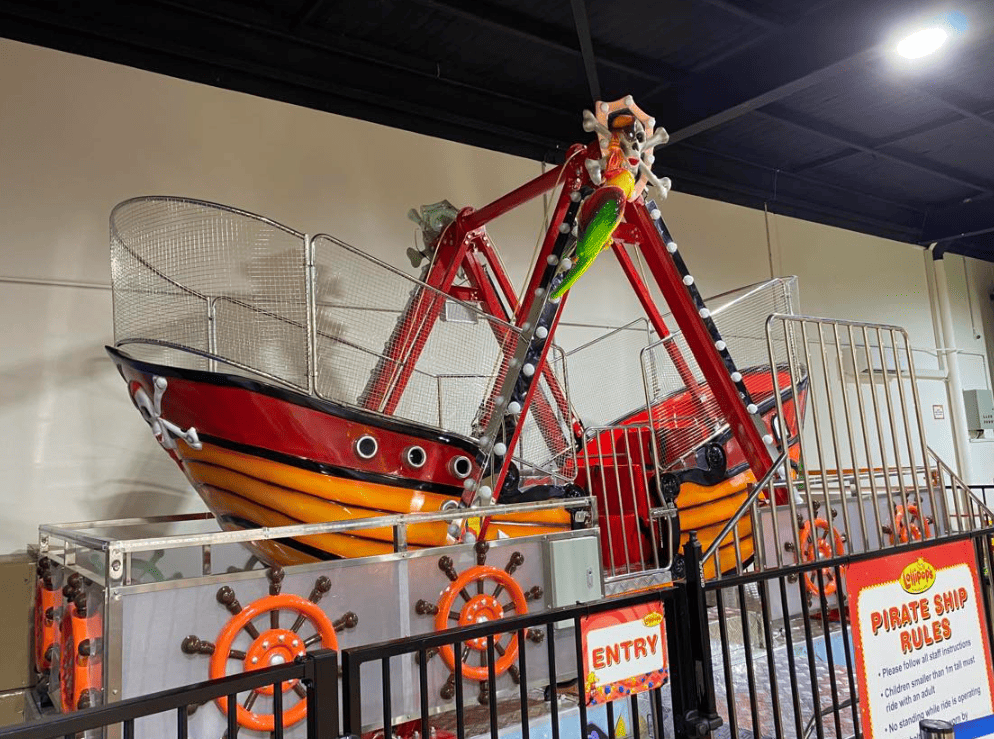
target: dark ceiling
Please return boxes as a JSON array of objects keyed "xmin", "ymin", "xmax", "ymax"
[{"xmin": 2, "ymin": 0, "xmax": 993, "ymax": 260}]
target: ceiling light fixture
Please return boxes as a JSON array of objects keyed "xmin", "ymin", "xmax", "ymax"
[{"xmin": 896, "ymin": 26, "xmax": 949, "ymax": 58}]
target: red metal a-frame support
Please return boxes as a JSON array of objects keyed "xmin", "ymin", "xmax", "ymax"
[{"xmin": 363, "ymin": 139, "xmax": 774, "ymax": 511}]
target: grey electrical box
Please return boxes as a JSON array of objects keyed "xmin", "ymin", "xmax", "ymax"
[
  {"xmin": 547, "ymin": 535, "xmax": 603, "ymax": 628},
  {"xmin": 964, "ymin": 389, "xmax": 994, "ymax": 432}
]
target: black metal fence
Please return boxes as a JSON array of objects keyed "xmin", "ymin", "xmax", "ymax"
[
  {"xmin": 340, "ymin": 584, "xmax": 693, "ymax": 739},
  {"xmin": 0, "ymin": 651, "xmax": 339, "ymax": 739},
  {"xmin": 6, "ymin": 527, "xmax": 994, "ymax": 739},
  {"xmin": 703, "ymin": 528, "xmax": 994, "ymax": 739}
]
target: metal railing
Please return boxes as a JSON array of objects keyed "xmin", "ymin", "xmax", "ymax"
[
  {"xmin": 0, "ymin": 652, "xmax": 339, "ymax": 739},
  {"xmin": 340, "ymin": 586, "xmax": 685, "ymax": 739},
  {"xmin": 702, "ymin": 527, "xmax": 994, "ymax": 739},
  {"xmin": 578, "ymin": 423, "xmax": 677, "ymax": 584},
  {"xmin": 38, "ymin": 498, "xmax": 595, "ymax": 587},
  {"xmin": 10, "ymin": 524, "xmax": 994, "ymax": 739}
]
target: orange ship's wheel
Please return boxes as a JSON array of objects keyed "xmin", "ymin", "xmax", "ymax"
[
  {"xmin": 435, "ymin": 565, "xmax": 529, "ymax": 682},
  {"xmin": 799, "ymin": 518, "xmax": 845, "ymax": 597},
  {"xmin": 209, "ymin": 593, "xmax": 337, "ymax": 733},
  {"xmin": 894, "ymin": 504, "xmax": 931, "ymax": 543}
]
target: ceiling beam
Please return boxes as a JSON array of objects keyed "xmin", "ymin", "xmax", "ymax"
[
  {"xmin": 568, "ymin": 0, "xmax": 600, "ymax": 102},
  {"xmin": 752, "ymin": 107, "xmax": 994, "ymax": 196},
  {"xmin": 789, "ymin": 109, "xmax": 993, "ymax": 173},
  {"xmin": 676, "ymin": 142, "xmax": 926, "ymax": 215},
  {"xmin": 654, "ymin": 144, "xmax": 925, "ymax": 239},
  {"xmin": 694, "ymin": 0, "xmax": 782, "ymax": 31},
  {"xmin": 288, "ymin": 0, "xmax": 325, "ymax": 30},
  {"xmin": 921, "ymin": 197, "xmax": 994, "ymax": 246},
  {"xmin": 0, "ymin": 1, "xmax": 573, "ymax": 159},
  {"xmin": 649, "ymin": 0, "xmax": 984, "ymax": 145},
  {"xmin": 403, "ymin": 0, "xmax": 682, "ymax": 86}
]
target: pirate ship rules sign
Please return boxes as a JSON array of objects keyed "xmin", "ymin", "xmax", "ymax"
[
  {"xmin": 581, "ymin": 601, "xmax": 669, "ymax": 706},
  {"xmin": 849, "ymin": 540, "xmax": 994, "ymax": 739}
]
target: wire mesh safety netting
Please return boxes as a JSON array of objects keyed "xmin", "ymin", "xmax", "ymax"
[
  {"xmin": 640, "ymin": 277, "xmax": 803, "ymax": 471},
  {"xmin": 110, "ymin": 197, "xmax": 310, "ymax": 389},
  {"xmin": 109, "ymin": 198, "xmax": 577, "ymax": 481},
  {"xmin": 311, "ymin": 234, "xmax": 525, "ymax": 438},
  {"xmin": 565, "ymin": 319, "xmax": 656, "ymax": 428},
  {"xmin": 511, "ymin": 344, "xmax": 577, "ymax": 484},
  {"xmin": 311, "ymin": 234, "xmax": 575, "ymax": 480}
]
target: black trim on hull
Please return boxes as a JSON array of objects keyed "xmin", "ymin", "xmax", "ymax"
[
  {"xmin": 107, "ymin": 345, "xmax": 486, "ymax": 461},
  {"xmin": 195, "ymin": 432, "xmax": 466, "ymax": 498},
  {"xmin": 217, "ymin": 514, "xmax": 340, "ymax": 562}
]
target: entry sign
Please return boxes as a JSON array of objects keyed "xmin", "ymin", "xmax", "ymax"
[
  {"xmin": 850, "ymin": 540, "xmax": 994, "ymax": 739},
  {"xmin": 581, "ymin": 601, "xmax": 668, "ymax": 706}
]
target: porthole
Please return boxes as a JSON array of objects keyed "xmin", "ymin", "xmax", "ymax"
[
  {"xmin": 449, "ymin": 455, "xmax": 473, "ymax": 479},
  {"xmin": 404, "ymin": 446, "xmax": 427, "ymax": 469},
  {"xmin": 355, "ymin": 435, "xmax": 378, "ymax": 460}
]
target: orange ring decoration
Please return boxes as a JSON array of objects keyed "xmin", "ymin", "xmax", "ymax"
[
  {"xmin": 59, "ymin": 602, "xmax": 103, "ymax": 712},
  {"xmin": 209, "ymin": 594, "xmax": 337, "ymax": 733},
  {"xmin": 435, "ymin": 565, "xmax": 529, "ymax": 682},
  {"xmin": 894, "ymin": 504, "xmax": 931, "ymax": 543},
  {"xmin": 799, "ymin": 518, "xmax": 845, "ymax": 597},
  {"xmin": 34, "ymin": 579, "xmax": 62, "ymax": 673}
]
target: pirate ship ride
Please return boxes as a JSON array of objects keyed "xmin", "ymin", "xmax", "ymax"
[
  {"xmin": 34, "ymin": 97, "xmax": 982, "ymax": 739},
  {"xmin": 107, "ymin": 96, "xmax": 806, "ymax": 578}
]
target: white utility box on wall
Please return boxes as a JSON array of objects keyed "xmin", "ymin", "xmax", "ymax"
[{"xmin": 964, "ymin": 389, "xmax": 994, "ymax": 432}]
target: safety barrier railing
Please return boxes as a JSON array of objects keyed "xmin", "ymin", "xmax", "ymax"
[
  {"xmin": 578, "ymin": 423, "xmax": 677, "ymax": 585},
  {"xmin": 10, "ymin": 522, "xmax": 994, "ymax": 739},
  {"xmin": 701, "ymin": 527, "xmax": 994, "ymax": 739},
  {"xmin": 340, "ymin": 586, "xmax": 685, "ymax": 739},
  {"xmin": 0, "ymin": 651, "xmax": 339, "ymax": 739}
]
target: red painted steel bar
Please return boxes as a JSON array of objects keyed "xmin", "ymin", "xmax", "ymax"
[
  {"xmin": 624, "ymin": 201, "xmax": 774, "ymax": 479},
  {"xmin": 611, "ymin": 241, "xmax": 699, "ymax": 391},
  {"xmin": 466, "ymin": 234, "xmax": 574, "ymax": 429},
  {"xmin": 369, "ymin": 224, "xmax": 471, "ymax": 415},
  {"xmin": 460, "ymin": 143, "xmax": 589, "ymax": 233},
  {"xmin": 461, "ymin": 237, "xmax": 574, "ymax": 454}
]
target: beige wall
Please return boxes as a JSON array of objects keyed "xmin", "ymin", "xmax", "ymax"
[{"xmin": 0, "ymin": 37, "xmax": 991, "ymax": 553}]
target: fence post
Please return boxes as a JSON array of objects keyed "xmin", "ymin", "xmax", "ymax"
[
  {"xmin": 305, "ymin": 649, "xmax": 340, "ymax": 739},
  {"xmin": 340, "ymin": 648, "xmax": 363, "ymax": 738},
  {"xmin": 669, "ymin": 535, "xmax": 722, "ymax": 739}
]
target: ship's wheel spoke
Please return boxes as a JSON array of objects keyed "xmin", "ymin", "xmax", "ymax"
[
  {"xmin": 228, "ymin": 649, "xmax": 247, "ymax": 661},
  {"xmin": 293, "ymin": 683, "xmax": 307, "ymax": 700},
  {"xmin": 270, "ymin": 609, "xmax": 280, "ymax": 630},
  {"xmin": 492, "ymin": 583, "xmax": 505, "ymax": 600},
  {"xmin": 502, "ymin": 601, "xmax": 516, "ymax": 613},
  {"xmin": 460, "ymin": 645, "xmax": 471, "ymax": 666},
  {"xmin": 303, "ymin": 633, "xmax": 321, "ymax": 648},
  {"xmin": 243, "ymin": 691, "xmax": 259, "ymax": 711},
  {"xmin": 448, "ymin": 610, "xmax": 461, "ymax": 622}
]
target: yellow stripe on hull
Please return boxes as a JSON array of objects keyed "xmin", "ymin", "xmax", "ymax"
[
  {"xmin": 702, "ymin": 538, "xmax": 754, "ymax": 580},
  {"xmin": 177, "ymin": 441, "xmax": 570, "ymax": 561},
  {"xmin": 187, "ymin": 461, "xmax": 452, "ymax": 546},
  {"xmin": 678, "ymin": 470, "xmax": 756, "ymax": 575},
  {"xmin": 200, "ymin": 484, "xmax": 412, "ymax": 559},
  {"xmin": 179, "ymin": 441, "xmax": 453, "ymax": 513},
  {"xmin": 483, "ymin": 522, "xmax": 571, "ymax": 540}
]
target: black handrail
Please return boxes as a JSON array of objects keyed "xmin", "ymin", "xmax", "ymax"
[
  {"xmin": 0, "ymin": 651, "xmax": 338, "ymax": 739},
  {"xmin": 339, "ymin": 555, "xmax": 702, "ymax": 739}
]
